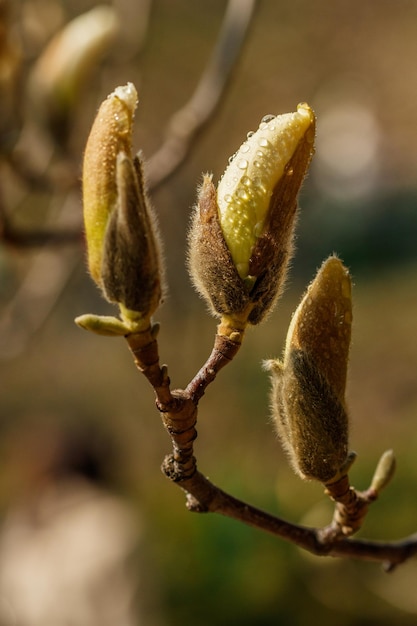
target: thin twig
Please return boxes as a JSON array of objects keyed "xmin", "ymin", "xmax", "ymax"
[
  {"xmin": 162, "ymin": 466, "xmax": 417, "ymax": 569},
  {"xmin": 124, "ymin": 323, "xmax": 417, "ymax": 572},
  {"xmin": 146, "ymin": 0, "xmax": 258, "ymax": 189},
  {"xmin": 185, "ymin": 331, "xmax": 242, "ymax": 403}
]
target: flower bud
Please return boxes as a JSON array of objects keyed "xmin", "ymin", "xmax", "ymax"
[
  {"xmin": 369, "ymin": 449, "xmax": 396, "ymax": 494},
  {"xmin": 83, "ymin": 82, "xmax": 137, "ymax": 283},
  {"xmin": 188, "ymin": 104, "xmax": 315, "ymax": 326},
  {"xmin": 266, "ymin": 256, "xmax": 353, "ymax": 483},
  {"xmin": 218, "ymin": 104, "xmax": 315, "ymax": 280},
  {"xmin": 82, "ymin": 83, "xmax": 163, "ymax": 321},
  {"xmin": 29, "ymin": 6, "xmax": 119, "ymax": 139}
]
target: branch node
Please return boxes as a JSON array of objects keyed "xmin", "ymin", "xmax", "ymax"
[
  {"xmin": 186, "ymin": 493, "xmax": 208, "ymax": 513},
  {"xmin": 161, "ymin": 453, "xmax": 197, "ymax": 483}
]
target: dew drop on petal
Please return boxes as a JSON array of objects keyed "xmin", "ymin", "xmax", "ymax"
[
  {"xmin": 261, "ymin": 114, "xmax": 276, "ymax": 124},
  {"xmin": 237, "ymin": 187, "xmax": 249, "ymax": 200},
  {"xmin": 258, "ymin": 137, "xmax": 271, "ymax": 149},
  {"xmin": 237, "ymin": 159, "xmax": 248, "ymax": 170}
]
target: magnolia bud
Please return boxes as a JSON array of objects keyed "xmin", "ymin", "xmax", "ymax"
[
  {"xmin": 266, "ymin": 256, "xmax": 353, "ymax": 483},
  {"xmin": 82, "ymin": 83, "xmax": 163, "ymax": 322},
  {"xmin": 188, "ymin": 104, "xmax": 315, "ymax": 326},
  {"xmin": 217, "ymin": 104, "xmax": 315, "ymax": 280},
  {"xmin": 29, "ymin": 6, "xmax": 119, "ymax": 139}
]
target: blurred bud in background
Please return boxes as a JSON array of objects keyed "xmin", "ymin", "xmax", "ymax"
[{"xmin": 28, "ymin": 5, "xmax": 119, "ymax": 143}]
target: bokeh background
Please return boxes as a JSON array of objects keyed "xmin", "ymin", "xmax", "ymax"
[{"xmin": 1, "ymin": 0, "xmax": 417, "ymax": 624}]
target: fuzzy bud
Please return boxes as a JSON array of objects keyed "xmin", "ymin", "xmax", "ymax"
[
  {"xmin": 82, "ymin": 83, "xmax": 163, "ymax": 321},
  {"xmin": 266, "ymin": 256, "xmax": 353, "ymax": 483},
  {"xmin": 188, "ymin": 104, "xmax": 315, "ymax": 326}
]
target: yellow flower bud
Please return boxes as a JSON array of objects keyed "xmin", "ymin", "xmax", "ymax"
[
  {"xmin": 266, "ymin": 256, "xmax": 353, "ymax": 483},
  {"xmin": 188, "ymin": 104, "xmax": 315, "ymax": 326},
  {"xmin": 284, "ymin": 255, "xmax": 352, "ymax": 399},
  {"xmin": 217, "ymin": 103, "xmax": 315, "ymax": 279},
  {"xmin": 83, "ymin": 82, "xmax": 138, "ymax": 285},
  {"xmin": 82, "ymin": 83, "xmax": 164, "ymax": 324}
]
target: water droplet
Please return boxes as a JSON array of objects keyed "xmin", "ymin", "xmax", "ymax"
[
  {"xmin": 237, "ymin": 159, "xmax": 248, "ymax": 170},
  {"xmin": 258, "ymin": 137, "xmax": 271, "ymax": 149},
  {"xmin": 253, "ymin": 160, "xmax": 262, "ymax": 169},
  {"xmin": 254, "ymin": 180, "xmax": 267, "ymax": 195},
  {"xmin": 237, "ymin": 188, "xmax": 249, "ymax": 200},
  {"xmin": 239, "ymin": 143, "xmax": 250, "ymax": 154},
  {"xmin": 261, "ymin": 114, "xmax": 275, "ymax": 124},
  {"xmin": 241, "ymin": 176, "xmax": 252, "ymax": 187},
  {"xmin": 256, "ymin": 150, "xmax": 264, "ymax": 159},
  {"xmin": 247, "ymin": 130, "xmax": 255, "ymax": 139},
  {"xmin": 224, "ymin": 194, "xmax": 233, "ymax": 203}
]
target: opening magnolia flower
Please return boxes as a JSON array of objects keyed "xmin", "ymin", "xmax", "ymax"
[{"xmin": 188, "ymin": 104, "xmax": 315, "ymax": 329}]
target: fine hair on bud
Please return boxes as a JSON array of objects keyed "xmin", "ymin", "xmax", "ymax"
[
  {"xmin": 101, "ymin": 153, "xmax": 164, "ymax": 316},
  {"xmin": 188, "ymin": 174, "xmax": 251, "ymax": 318},
  {"xmin": 266, "ymin": 255, "xmax": 353, "ymax": 483},
  {"xmin": 269, "ymin": 350, "xmax": 349, "ymax": 482}
]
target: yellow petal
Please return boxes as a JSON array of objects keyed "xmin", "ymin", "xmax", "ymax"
[
  {"xmin": 82, "ymin": 82, "xmax": 138, "ymax": 283},
  {"xmin": 217, "ymin": 103, "xmax": 315, "ymax": 278}
]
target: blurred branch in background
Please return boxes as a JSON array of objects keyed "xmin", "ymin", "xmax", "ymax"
[
  {"xmin": 145, "ymin": 0, "xmax": 257, "ymax": 188},
  {"xmin": 0, "ymin": 0, "xmax": 257, "ymax": 358}
]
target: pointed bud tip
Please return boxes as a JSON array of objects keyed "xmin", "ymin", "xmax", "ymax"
[
  {"xmin": 112, "ymin": 82, "xmax": 138, "ymax": 114},
  {"xmin": 285, "ymin": 255, "xmax": 352, "ymax": 399}
]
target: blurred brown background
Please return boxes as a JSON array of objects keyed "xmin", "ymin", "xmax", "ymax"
[{"xmin": 0, "ymin": 1, "xmax": 417, "ymax": 624}]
